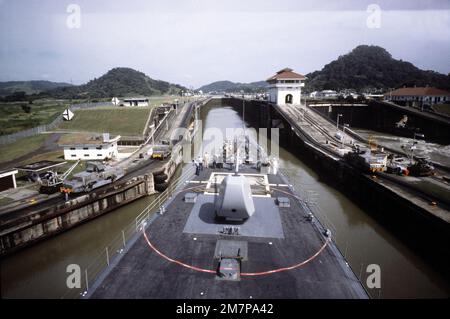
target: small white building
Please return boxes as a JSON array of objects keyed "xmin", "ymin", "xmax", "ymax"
[
  {"xmin": 310, "ymin": 90, "xmax": 341, "ymax": 99},
  {"xmin": 384, "ymin": 87, "xmax": 450, "ymax": 107},
  {"xmin": 267, "ymin": 68, "xmax": 306, "ymax": 105},
  {"xmin": 309, "ymin": 91, "xmax": 321, "ymax": 99},
  {"xmin": 122, "ymin": 98, "xmax": 149, "ymax": 107},
  {"xmin": 61, "ymin": 133, "xmax": 121, "ymax": 161},
  {"xmin": 321, "ymin": 90, "xmax": 338, "ymax": 98}
]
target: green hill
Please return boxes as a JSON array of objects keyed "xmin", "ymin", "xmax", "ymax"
[
  {"xmin": 46, "ymin": 67, "xmax": 186, "ymax": 99},
  {"xmin": 198, "ymin": 80, "xmax": 268, "ymax": 93},
  {"xmin": 0, "ymin": 80, "xmax": 72, "ymax": 96},
  {"xmin": 305, "ymin": 45, "xmax": 450, "ymax": 92}
]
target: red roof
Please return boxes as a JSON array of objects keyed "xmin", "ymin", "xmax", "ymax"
[
  {"xmin": 386, "ymin": 87, "xmax": 450, "ymax": 97},
  {"xmin": 266, "ymin": 68, "xmax": 306, "ymax": 82}
]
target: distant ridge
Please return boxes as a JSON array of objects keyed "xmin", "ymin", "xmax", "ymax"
[
  {"xmin": 45, "ymin": 67, "xmax": 186, "ymax": 99},
  {"xmin": 0, "ymin": 80, "xmax": 72, "ymax": 96},
  {"xmin": 197, "ymin": 80, "xmax": 268, "ymax": 93}
]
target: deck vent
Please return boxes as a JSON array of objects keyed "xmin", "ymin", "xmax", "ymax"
[
  {"xmin": 184, "ymin": 192, "xmax": 197, "ymax": 203},
  {"xmin": 219, "ymin": 226, "xmax": 240, "ymax": 236},
  {"xmin": 276, "ymin": 197, "xmax": 290, "ymax": 207}
]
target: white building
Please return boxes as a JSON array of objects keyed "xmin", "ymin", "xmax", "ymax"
[
  {"xmin": 321, "ymin": 90, "xmax": 338, "ymax": 98},
  {"xmin": 61, "ymin": 133, "xmax": 121, "ymax": 161},
  {"xmin": 309, "ymin": 91, "xmax": 321, "ymax": 99},
  {"xmin": 384, "ymin": 87, "xmax": 450, "ymax": 107},
  {"xmin": 310, "ymin": 90, "xmax": 339, "ymax": 99},
  {"xmin": 122, "ymin": 98, "xmax": 149, "ymax": 107},
  {"xmin": 266, "ymin": 68, "xmax": 306, "ymax": 105}
]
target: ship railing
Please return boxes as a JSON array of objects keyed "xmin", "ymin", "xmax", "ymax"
[
  {"xmin": 278, "ymin": 167, "xmax": 376, "ymax": 296},
  {"xmin": 60, "ymin": 165, "xmax": 195, "ymax": 299},
  {"xmin": 134, "ymin": 165, "xmax": 195, "ymax": 231},
  {"xmin": 278, "ymin": 167, "xmax": 339, "ymax": 237}
]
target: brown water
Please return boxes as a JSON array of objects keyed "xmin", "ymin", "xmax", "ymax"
[{"xmin": 1, "ymin": 102, "xmax": 449, "ymax": 298}]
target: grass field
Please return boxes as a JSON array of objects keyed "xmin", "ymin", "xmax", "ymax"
[
  {"xmin": 57, "ymin": 107, "xmax": 152, "ymax": 136},
  {"xmin": 0, "ymin": 96, "xmax": 192, "ymax": 136},
  {"xmin": 0, "ymin": 99, "xmax": 69, "ymax": 135},
  {"xmin": 0, "ymin": 134, "xmax": 47, "ymax": 164}
]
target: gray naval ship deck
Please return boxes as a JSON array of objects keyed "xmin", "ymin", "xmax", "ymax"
[{"xmin": 90, "ymin": 164, "xmax": 368, "ymax": 299}]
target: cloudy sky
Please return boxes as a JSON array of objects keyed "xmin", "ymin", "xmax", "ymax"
[{"xmin": 0, "ymin": 0, "xmax": 449, "ymax": 88}]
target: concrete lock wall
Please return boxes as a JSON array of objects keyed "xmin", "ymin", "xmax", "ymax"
[
  {"xmin": 0, "ymin": 142, "xmax": 185, "ymax": 256},
  {"xmin": 0, "ymin": 175, "xmax": 154, "ymax": 256}
]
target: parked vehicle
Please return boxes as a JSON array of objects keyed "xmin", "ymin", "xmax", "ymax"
[
  {"xmin": 61, "ymin": 161, "xmax": 124, "ymax": 193},
  {"xmin": 151, "ymin": 146, "xmax": 171, "ymax": 160},
  {"xmin": 408, "ymin": 157, "xmax": 434, "ymax": 177}
]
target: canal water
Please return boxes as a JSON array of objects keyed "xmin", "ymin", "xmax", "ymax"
[{"xmin": 1, "ymin": 102, "xmax": 449, "ymax": 298}]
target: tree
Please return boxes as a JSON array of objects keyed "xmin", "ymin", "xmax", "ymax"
[{"xmin": 21, "ymin": 103, "xmax": 32, "ymax": 113}]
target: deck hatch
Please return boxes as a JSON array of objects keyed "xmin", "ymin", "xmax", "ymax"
[
  {"xmin": 214, "ymin": 240, "xmax": 247, "ymax": 281},
  {"xmin": 214, "ymin": 240, "xmax": 248, "ymax": 261}
]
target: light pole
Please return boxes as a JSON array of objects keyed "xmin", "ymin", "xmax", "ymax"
[
  {"xmin": 242, "ymin": 97, "xmax": 246, "ymax": 135},
  {"xmin": 411, "ymin": 132, "xmax": 424, "ymax": 164},
  {"xmin": 403, "ymin": 133, "xmax": 424, "ymax": 165},
  {"xmin": 336, "ymin": 113, "xmax": 343, "ymax": 130},
  {"xmin": 342, "ymin": 123, "xmax": 350, "ymax": 149},
  {"xmin": 413, "ymin": 132, "xmax": 424, "ymax": 144},
  {"xmin": 149, "ymin": 124, "xmax": 155, "ymax": 147}
]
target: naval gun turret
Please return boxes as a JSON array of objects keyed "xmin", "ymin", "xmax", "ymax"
[
  {"xmin": 215, "ymin": 135, "xmax": 256, "ymax": 222},
  {"xmin": 214, "ymin": 174, "xmax": 255, "ymax": 222}
]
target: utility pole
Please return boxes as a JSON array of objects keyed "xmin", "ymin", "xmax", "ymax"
[
  {"xmin": 152, "ymin": 130, "xmax": 155, "ymax": 147},
  {"xmin": 242, "ymin": 98, "xmax": 245, "ymax": 135},
  {"xmin": 337, "ymin": 113, "xmax": 343, "ymax": 130},
  {"xmin": 410, "ymin": 132, "xmax": 424, "ymax": 164}
]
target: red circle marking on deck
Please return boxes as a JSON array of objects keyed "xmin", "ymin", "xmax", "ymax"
[
  {"xmin": 141, "ymin": 177, "xmax": 330, "ymax": 276},
  {"xmin": 142, "ymin": 230, "xmax": 329, "ymax": 277}
]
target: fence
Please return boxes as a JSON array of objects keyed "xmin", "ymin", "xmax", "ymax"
[
  {"xmin": 60, "ymin": 164, "xmax": 195, "ymax": 299},
  {"xmin": 0, "ymin": 102, "xmax": 113, "ymax": 145}
]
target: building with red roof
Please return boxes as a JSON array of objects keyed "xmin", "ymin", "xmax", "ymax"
[
  {"xmin": 266, "ymin": 68, "xmax": 306, "ymax": 105},
  {"xmin": 384, "ymin": 87, "xmax": 450, "ymax": 107}
]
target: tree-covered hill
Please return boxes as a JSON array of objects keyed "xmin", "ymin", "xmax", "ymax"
[
  {"xmin": 0, "ymin": 80, "xmax": 72, "ymax": 96},
  {"xmin": 46, "ymin": 67, "xmax": 186, "ymax": 99},
  {"xmin": 305, "ymin": 45, "xmax": 450, "ymax": 92}
]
